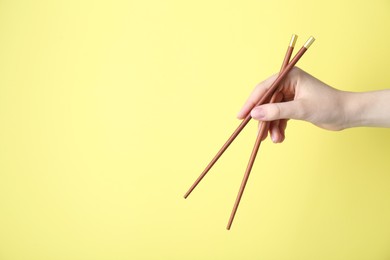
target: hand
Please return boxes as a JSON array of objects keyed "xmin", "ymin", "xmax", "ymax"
[{"xmin": 237, "ymin": 67, "xmax": 350, "ymax": 143}]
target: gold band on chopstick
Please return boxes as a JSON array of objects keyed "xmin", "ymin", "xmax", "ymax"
[
  {"xmin": 304, "ymin": 36, "xmax": 315, "ymax": 49},
  {"xmin": 289, "ymin": 34, "xmax": 298, "ymax": 47}
]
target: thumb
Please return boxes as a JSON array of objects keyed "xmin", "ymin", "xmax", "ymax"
[{"xmin": 250, "ymin": 100, "xmax": 305, "ymax": 121}]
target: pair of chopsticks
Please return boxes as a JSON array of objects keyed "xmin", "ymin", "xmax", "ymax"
[{"xmin": 184, "ymin": 34, "xmax": 315, "ymax": 230}]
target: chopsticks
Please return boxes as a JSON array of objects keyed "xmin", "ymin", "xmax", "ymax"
[
  {"xmin": 226, "ymin": 34, "xmax": 298, "ymax": 230},
  {"xmin": 184, "ymin": 34, "xmax": 315, "ymax": 229}
]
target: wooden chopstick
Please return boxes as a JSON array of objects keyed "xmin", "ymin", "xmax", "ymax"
[
  {"xmin": 226, "ymin": 34, "xmax": 298, "ymax": 230},
  {"xmin": 184, "ymin": 36, "xmax": 315, "ymax": 200}
]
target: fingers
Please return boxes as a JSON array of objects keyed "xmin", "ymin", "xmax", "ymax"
[
  {"xmin": 237, "ymin": 74, "xmax": 279, "ymax": 119},
  {"xmin": 256, "ymin": 92, "xmax": 288, "ymax": 143},
  {"xmin": 279, "ymin": 119, "xmax": 288, "ymax": 138},
  {"xmin": 269, "ymin": 119, "xmax": 288, "ymax": 143},
  {"xmin": 267, "ymin": 91, "xmax": 284, "ymax": 141},
  {"xmin": 269, "ymin": 120, "xmax": 284, "ymax": 143},
  {"xmin": 258, "ymin": 121, "xmax": 269, "ymax": 141},
  {"xmin": 258, "ymin": 119, "xmax": 289, "ymax": 143},
  {"xmin": 251, "ymin": 100, "xmax": 305, "ymax": 122}
]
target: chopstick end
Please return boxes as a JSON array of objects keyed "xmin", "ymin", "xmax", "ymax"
[
  {"xmin": 304, "ymin": 36, "xmax": 316, "ymax": 49},
  {"xmin": 289, "ymin": 34, "xmax": 298, "ymax": 47}
]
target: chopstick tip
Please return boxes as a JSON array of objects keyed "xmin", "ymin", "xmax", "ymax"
[{"xmin": 183, "ymin": 190, "xmax": 191, "ymax": 199}]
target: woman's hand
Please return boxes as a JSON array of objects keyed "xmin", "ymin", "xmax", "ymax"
[{"xmin": 237, "ymin": 67, "xmax": 390, "ymax": 143}]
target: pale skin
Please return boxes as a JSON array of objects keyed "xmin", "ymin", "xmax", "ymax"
[{"xmin": 237, "ymin": 67, "xmax": 390, "ymax": 143}]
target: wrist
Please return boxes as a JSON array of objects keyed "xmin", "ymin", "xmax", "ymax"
[
  {"xmin": 345, "ymin": 90, "xmax": 390, "ymax": 128},
  {"xmin": 342, "ymin": 91, "xmax": 372, "ymax": 129}
]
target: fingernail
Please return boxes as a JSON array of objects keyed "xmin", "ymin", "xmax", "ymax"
[
  {"xmin": 251, "ymin": 107, "xmax": 265, "ymax": 120},
  {"xmin": 271, "ymin": 134, "xmax": 277, "ymax": 143}
]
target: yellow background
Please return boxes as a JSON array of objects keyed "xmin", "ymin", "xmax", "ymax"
[{"xmin": 1, "ymin": 0, "xmax": 390, "ymax": 259}]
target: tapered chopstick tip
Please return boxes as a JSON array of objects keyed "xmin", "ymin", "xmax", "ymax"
[{"xmin": 226, "ymin": 223, "xmax": 232, "ymax": 230}]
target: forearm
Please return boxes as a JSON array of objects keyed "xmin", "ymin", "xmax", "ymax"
[{"xmin": 343, "ymin": 90, "xmax": 390, "ymax": 128}]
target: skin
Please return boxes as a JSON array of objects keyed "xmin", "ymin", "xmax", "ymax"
[{"xmin": 237, "ymin": 67, "xmax": 390, "ymax": 143}]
